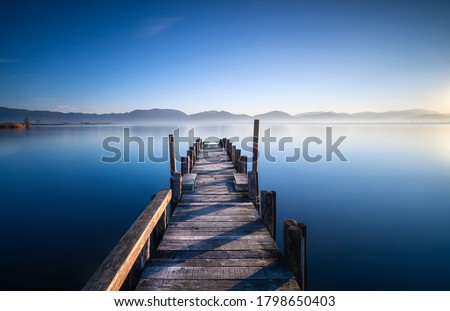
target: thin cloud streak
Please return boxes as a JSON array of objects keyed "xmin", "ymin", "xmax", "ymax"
[
  {"xmin": 136, "ymin": 17, "xmax": 181, "ymax": 38},
  {"xmin": 54, "ymin": 105, "xmax": 80, "ymax": 113}
]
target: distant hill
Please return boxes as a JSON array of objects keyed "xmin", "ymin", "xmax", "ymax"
[
  {"xmin": 0, "ymin": 106, "xmax": 449, "ymax": 124},
  {"xmin": 254, "ymin": 111, "xmax": 294, "ymax": 121},
  {"xmin": 0, "ymin": 107, "xmax": 188, "ymax": 124},
  {"xmin": 352, "ymin": 109, "xmax": 438, "ymax": 119},
  {"xmin": 189, "ymin": 110, "xmax": 251, "ymax": 121},
  {"xmin": 295, "ymin": 111, "xmax": 351, "ymax": 120}
]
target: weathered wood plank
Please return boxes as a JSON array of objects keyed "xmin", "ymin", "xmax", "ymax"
[
  {"xmin": 164, "ymin": 229, "xmax": 269, "ymax": 237},
  {"xmin": 168, "ymin": 220, "xmax": 265, "ymax": 230},
  {"xmin": 170, "ymin": 215, "xmax": 259, "ymax": 222},
  {"xmin": 196, "ymin": 175, "xmax": 233, "ymax": 179},
  {"xmin": 136, "ymin": 279, "xmax": 300, "ymax": 291},
  {"xmin": 163, "ymin": 227, "xmax": 270, "ymax": 236},
  {"xmin": 157, "ymin": 239, "xmax": 278, "ymax": 251},
  {"xmin": 154, "ymin": 250, "xmax": 283, "ymax": 260},
  {"xmin": 140, "ymin": 266, "xmax": 295, "ymax": 280},
  {"xmin": 162, "ymin": 234, "xmax": 273, "ymax": 241},
  {"xmin": 181, "ymin": 173, "xmax": 197, "ymax": 192},
  {"xmin": 203, "ymin": 141, "xmax": 219, "ymax": 149},
  {"xmin": 233, "ymin": 173, "xmax": 249, "ymax": 192},
  {"xmin": 192, "ymin": 187, "xmax": 236, "ymax": 195},
  {"xmin": 173, "ymin": 206, "xmax": 259, "ymax": 216},
  {"xmin": 148, "ymin": 258, "xmax": 287, "ymax": 268},
  {"xmin": 181, "ymin": 194, "xmax": 249, "ymax": 202},
  {"xmin": 175, "ymin": 202, "xmax": 256, "ymax": 207}
]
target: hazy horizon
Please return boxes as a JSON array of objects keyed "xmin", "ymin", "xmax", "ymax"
[
  {"xmin": 1, "ymin": 1, "xmax": 450, "ymax": 115},
  {"xmin": 1, "ymin": 105, "xmax": 450, "ymax": 116}
]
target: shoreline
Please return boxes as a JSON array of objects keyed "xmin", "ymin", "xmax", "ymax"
[{"xmin": 0, "ymin": 122, "xmax": 27, "ymax": 129}]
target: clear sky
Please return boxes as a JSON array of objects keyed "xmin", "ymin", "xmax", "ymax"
[{"xmin": 1, "ymin": 0, "xmax": 449, "ymax": 115}]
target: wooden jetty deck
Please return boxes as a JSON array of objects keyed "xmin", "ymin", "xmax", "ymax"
[
  {"xmin": 136, "ymin": 145, "xmax": 299, "ymax": 291},
  {"xmin": 83, "ymin": 120, "xmax": 307, "ymax": 291}
]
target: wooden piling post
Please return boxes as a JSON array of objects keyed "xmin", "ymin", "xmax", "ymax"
[
  {"xmin": 154, "ymin": 208, "xmax": 167, "ymax": 249},
  {"xmin": 189, "ymin": 146, "xmax": 196, "ymax": 164},
  {"xmin": 187, "ymin": 150, "xmax": 193, "ymax": 172},
  {"xmin": 235, "ymin": 149, "xmax": 241, "ymax": 171},
  {"xmin": 239, "ymin": 155, "xmax": 248, "ymax": 174},
  {"xmin": 252, "ymin": 119, "xmax": 259, "ymax": 173},
  {"xmin": 283, "ymin": 219, "xmax": 307, "ymax": 290},
  {"xmin": 169, "ymin": 134, "xmax": 176, "ymax": 174},
  {"xmin": 248, "ymin": 171, "xmax": 259, "ymax": 208},
  {"xmin": 231, "ymin": 145, "xmax": 236, "ymax": 164},
  {"xmin": 170, "ymin": 172, "xmax": 182, "ymax": 215},
  {"xmin": 248, "ymin": 119, "xmax": 260, "ymax": 207},
  {"xmin": 261, "ymin": 190, "xmax": 276, "ymax": 240},
  {"xmin": 196, "ymin": 139, "xmax": 202, "ymax": 154},
  {"xmin": 186, "ymin": 155, "xmax": 191, "ymax": 173},
  {"xmin": 181, "ymin": 156, "xmax": 188, "ymax": 175},
  {"xmin": 169, "ymin": 134, "xmax": 181, "ymax": 213}
]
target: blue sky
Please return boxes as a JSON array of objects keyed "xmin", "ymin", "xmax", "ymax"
[{"xmin": 0, "ymin": 0, "xmax": 449, "ymax": 114}]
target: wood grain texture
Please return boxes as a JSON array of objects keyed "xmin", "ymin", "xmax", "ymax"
[
  {"xmin": 136, "ymin": 279, "xmax": 300, "ymax": 291},
  {"xmin": 140, "ymin": 266, "xmax": 295, "ymax": 280},
  {"xmin": 135, "ymin": 145, "xmax": 300, "ymax": 291},
  {"xmin": 233, "ymin": 172, "xmax": 249, "ymax": 192},
  {"xmin": 261, "ymin": 190, "xmax": 276, "ymax": 240}
]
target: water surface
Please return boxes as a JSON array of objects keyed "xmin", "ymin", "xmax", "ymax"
[{"xmin": 0, "ymin": 124, "xmax": 449, "ymax": 290}]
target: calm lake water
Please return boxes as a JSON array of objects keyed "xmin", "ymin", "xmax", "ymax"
[{"xmin": 1, "ymin": 123, "xmax": 450, "ymax": 290}]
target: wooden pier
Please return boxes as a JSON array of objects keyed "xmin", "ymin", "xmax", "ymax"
[{"xmin": 83, "ymin": 120, "xmax": 307, "ymax": 291}]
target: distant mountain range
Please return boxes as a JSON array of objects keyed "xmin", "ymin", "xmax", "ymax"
[{"xmin": 1, "ymin": 107, "xmax": 450, "ymax": 124}]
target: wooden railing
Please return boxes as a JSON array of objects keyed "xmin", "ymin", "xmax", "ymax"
[{"xmin": 83, "ymin": 189, "xmax": 172, "ymax": 291}]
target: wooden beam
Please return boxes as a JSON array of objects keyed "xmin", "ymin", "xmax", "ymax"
[
  {"xmin": 154, "ymin": 209, "xmax": 168, "ymax": 249},
  {"xmin": 227, "ymin": 141, "xmax": 232, "ymax": 159},
  {"xmin": 169, "ymin": 135, "xmax": 176, "ymax": 174},
  {"xmin": 231, "ymin": 145, "xmax": 236, "ymax": 164},
  {"xmin": 190, "ymin": 146, "xmax": 196, "ymax": 164},
  {"xmin": 181, "ymin": 156, "xmax": 187, "ymax": 175},
  {"xmin": 233, "ymin": 173, "xmax": 249, "ymax": 192},
  {"xmin": 170, "ymin": 172, "xmax": 182, "ymax": 213},
  {"xmin": 196, "ymin": 139, "xmax": 202, "ymax": 155},
  {"xmin": 235, "ymin": 149, "xmax": 241, "ymax": 171},
  {"xmin": 248, "ymin": 171, "xmax": 259, "ymax": 208},
  {"xmin": 239, "ymin": 155, "xmax": 248, "ymax": 174},
  {"xmin": 187, "ymin": 150, "xmax": 193, "ymax": 172},
  {"xmin": 252, "ymin": 119, "xmax": 259, "ymax": 172},
  {"xmin": 82, "ymin": 190, "xmax": 172, "ymax": 291},
  {"xmin": 283, "ymin": 219, "xmax": 307, "ymax": 290},
  {"xmin": 261, "ymin": 190, "xmax": 276, "ymax": 240}
]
